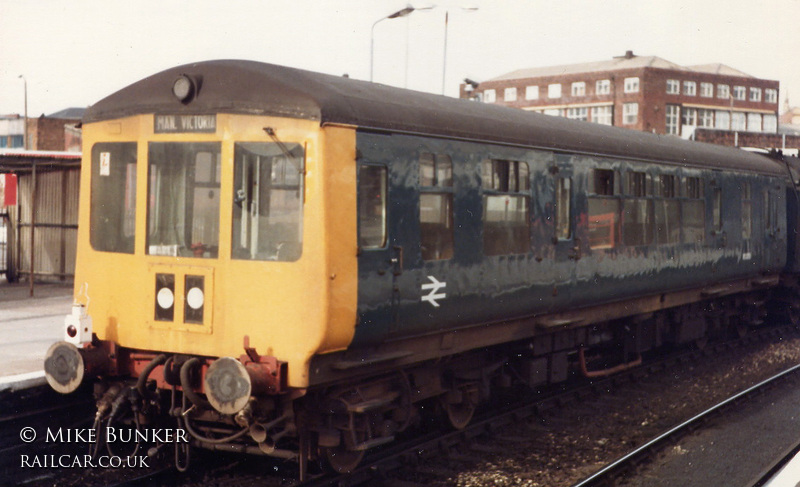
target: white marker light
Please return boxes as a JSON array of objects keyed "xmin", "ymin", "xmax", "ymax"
[
  {"xmin": 186, "ymin": 287, "xmax": 204, "ymax": 310},
  {"xmin": 157, "ymin": 287, "xmax": 174, "ymax": 309}
]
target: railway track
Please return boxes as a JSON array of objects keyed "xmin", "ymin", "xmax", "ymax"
[{"xmin": 571, "ymin": 360, "xmax": 800, "ymax": 487}]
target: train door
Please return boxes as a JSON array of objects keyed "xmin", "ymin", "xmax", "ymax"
[
  {"xmin": 763, "ymin": 184, "xmax": 785, "ymax": 270},
  {"xmin": 551, "ymin": 154, "xmax": 578, "ymax": 302},
  {"xmin": 356, "ymin": 162, "xmax": 402, "ymax": 341}
]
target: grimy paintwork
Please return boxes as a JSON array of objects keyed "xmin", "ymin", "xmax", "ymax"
[{"xmin": 353, "ymin": 131, "xmax": 788, "ymax": 349}]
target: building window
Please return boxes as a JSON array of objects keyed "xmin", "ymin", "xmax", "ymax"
[
  {"xmin": 548, "ymin": 84, "xmax": 562, "ymax": 99},
  {"xmin": 624, "ymin": 77, "xmax": 639, "ymax": 93},
  {"xmin": 483, "ymin": 89, "xmax": 496, "ymax": 103},
  {"xmin": 525, "ymin": 86, "xmax": 539, "ymax": 100},
  {"xmin": 666, "ymin": 79, "xmax": 680, "ymax": 95},
  {"xmin": 571, "ymin": 82, "xmax": 586, "ymax": 97},
  {"xmin": 698, "ymin": 109, "xmax": 714, "ymax": 128},
  {"xmin": 591, "ymin": 106, "xmax": 613, "ymax": 125},
  {"xmin": 683, "ymin": 81, "xmax": 696, "ymax": 96},
  {"xmin": 543, "ymin": 108, "xmax": 563, "ymax": 117},
  {"xmin": 765, "ymin": 88, "xmax": 778, "ymax": 104},
  {"xmin": 763, "ymin": 114, "xmax": 777, "ymax": 133},
  {"xmin": 482, "ymin": 159, "xmax": 530, "ymax": 255},
  {"xmin": 733, "ymin": 86, "xmax": 746, "ymax": 100},
  {"xmin": 596, "ymin": 79, "xmax": 610, "ymax": 95},
  {"xmin": 731, "ymin": 112, "xmax": 746, "ymax": 131},
  {"xmin": 682, "ymin": 107, "xmax": 697, "ymax": 127},
  {"xmin": 504, "ymin": 87, "xmax": 517, "ymax": 102},
  {"xmin": 700, "ymin": 83, "xmax": 713, "ymax": 97},
  {"xmin": 419, "ymin": 153, "xmax": 454, "ymax": 261},
  {"xmin": 747, "ymin": 113, "xmax": 762, "ymax": 132},
  {"xmin": 717, "ymin": 84, "xmax": 730, "ymax": 99},
  {"xmin": 665, "ymin": 105, "xmax": 680, "ymax": 135},
  {"xmin": 749, "ymin": 87, "xmax": 762, "ymax": 102},
  {"xmin": 623, "ymin": 103, "xmax": 638, "ymax": 124},
  {"xmin": 715, "ymin": 110, "xmax": 730, "ymax": 130},
  {"xmin": 567, "ymin": 107, "xmax": 588, "ymax": 121}
]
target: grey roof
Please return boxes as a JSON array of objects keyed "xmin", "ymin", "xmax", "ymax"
[
  {"xmin": 490, "ymin": 55, "xmax": 754, "ymax": 82},
  {"xmin": 47, "ymin": 107, "xmax": 86, "ymax": 119},
  {"xmin": 84, "ymin": 60, "xmax": 785, "ymax": 177}
]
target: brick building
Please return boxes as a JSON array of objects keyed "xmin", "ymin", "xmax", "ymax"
[
  {"xmin": 0, "ymin": 108, "xmax": 83, "ymax": 152},
  {"xmin": 461, "ymin": 51, "xmax": 781, "ymax": 141}
]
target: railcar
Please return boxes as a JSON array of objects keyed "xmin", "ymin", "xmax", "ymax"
[{"xmin": 44, "ymin": 60, "xmax": 800, "ymax": 475}]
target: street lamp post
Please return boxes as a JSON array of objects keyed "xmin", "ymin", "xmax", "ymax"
[
  {"xmin": 370, "ymin": 6, "xmax": 417, "ymax": 82},
  {"xmin": 18, "ymin": 75, "xmax": 28, "ymax": 150},
  {"xmin": 441, "ymin": 6, "xmax": 478, "ymax": 95}
]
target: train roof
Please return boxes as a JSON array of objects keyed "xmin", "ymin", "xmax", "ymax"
[{"xmin": 84, "ymin": 59, "xmax": 786, "ymax": 177}]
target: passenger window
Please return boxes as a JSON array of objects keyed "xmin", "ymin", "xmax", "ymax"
[
  {"xmin": 231, "ymin": 142, "xmax": 304, "ymax": 261},
  {"xmin": 712, "ymin": 187, "xmax": 722, "ymax": 232},
  {"xmin": 682, "ymin": 176, "xmax": 705, "ymax": 244},
  {"xmin": 622, "ymin": 171, "xmax": 653, "ymax": 246},
  {"xmin": 555, "ymin": 177, "xmax": 572, "ymax": 240},
  {"xmin": 655, "ymin": 174, "xmax": 680, "ymax": 245},
  {"xmin": 419, "ymin": 153, "xmax": 454, "ymax": 261},
  {"xmin": 357, "ymin": 165, "xmax": 388, "ymax": 249},
  {"xmin": 588, "ymin": 169, "xmax": 619, "ymax": 249},
  {"xmin": 482, "ymin": 159, "xmax": 530, "ymax": 255},
  {"xmin": 741, "ymin": 182, "xmax": 752, "ymax": 240}
]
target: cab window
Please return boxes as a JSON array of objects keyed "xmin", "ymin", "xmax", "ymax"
[
  {"xmin": 90, "ymin": 143, "xmax": 137, "ymax": 254},
  {"xmin": 232, "ymin": 142, "xmax": 304, "ymax": 261}
]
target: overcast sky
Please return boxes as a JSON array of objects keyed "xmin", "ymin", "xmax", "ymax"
[{"xmin": 2, "ymin": 0, "xmax": 799, "ymax": 117}]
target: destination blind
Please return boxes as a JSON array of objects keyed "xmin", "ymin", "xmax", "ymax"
[{"xmin": 154, "ymin": 114, "xmax": 217, "ymax": 133}]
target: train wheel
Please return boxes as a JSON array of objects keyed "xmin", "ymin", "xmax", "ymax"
[
  {"xmin": 441, "ymin": 386, "xmax": 479, "ymax": 430},
  {"xmin": 321, "ymin": 444, "xmax": 365, "ymax": 474}
]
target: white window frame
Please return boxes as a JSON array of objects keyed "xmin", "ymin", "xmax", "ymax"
[
  {"xmin": 765, "ymin": 88, "xmax": 778, "ymax": 104},
  {"xmin": 717, "ymin": 84, "xmax": 730, "ymax": 99},
  {"xmin": 683, "ymin": 81, "xmax": 696, "ymax": 96},
  {"xmin": 624, "ymin": 77, "xmax": 640, "ymax": 93},
  {"xmin": 525, "ymin": 85, "xmax": 539, "ymax": 100},
  {"xmin": 548, "ymin": 83, "xmax": 562, "ymax": 99},
  {"xmin": 733, "ymin": 86, "xmax": 746, "ymax": 101},
  {"xmin": 596, "ymin": 79, "xmax": 610, "ymax": 95},
  {"xmin": 504, "ymin": 87, "xmax": 518, "ymax": 102},
  {"xmin": 591, "ymin": 106, "xmax": 613, "ymax": 125},
  {"xmin": 623, "ymin": 102, "xmax": 638, "ymax": 124},
  {"xmin": 749, "ymin": 87, "xmax": 762, "ymax": 102},
  {"xmin": 666, "ymin": 79, "xmax": 680, "ymax": 95},
  {"xmin": 731, "ymin": 112, "xmax": 746, "ymax": 131},
  {"xmin": 715, "ymin": 110, "xmax": 730, "ymax": 130},
  {"xmin": 665, "ymin": 104, "xmax": 680, "ymax": 135},
  {"xmin": 700, "ymin": 82, "xmax": 713, "ymax": 97},
  {"xmin": 747, "ymin": 113, "xmax": 762, "ymax": 132},
  {"xmin": 483, "ymin": 89, "xmax": 496, "ymax": 103},
  {"xmin": 763, "ymin": 114, "xmax": 777, "ymax": 133},
  {"xmin": 567, "ymin": 107, "xmax": 588, "ymax": 121},
  {"xmin": 571, "ymin": 81, "xmax": 586, "ymax": 97}
]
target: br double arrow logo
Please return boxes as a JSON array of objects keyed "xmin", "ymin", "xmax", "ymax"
[{"xmin": 421, "ymin": 275, "xmax": 447, "ymax": 308}]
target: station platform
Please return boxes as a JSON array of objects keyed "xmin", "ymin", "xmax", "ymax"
[{"xmin": 0, "ymin": 279, "xmax": 73, "ymax": 391}]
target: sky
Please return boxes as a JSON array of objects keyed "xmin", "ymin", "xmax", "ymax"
[{"xmin": 1, "ymin": 0, "xmax": 800, "ymax": 117}]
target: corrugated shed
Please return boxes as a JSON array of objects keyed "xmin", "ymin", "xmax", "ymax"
[{"xmin": 13, "ymin": 165, "xmax": 79, "ymax": 280}]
